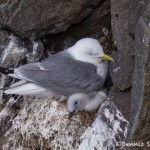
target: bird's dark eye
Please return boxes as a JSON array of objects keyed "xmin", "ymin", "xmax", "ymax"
[
  {"xmin": 75, "ymin": 101, "xmax": 78, "ymax": 105},
  {"xmin": 87, "ymin": 51, "xmax": 96, "ymax": 55}
]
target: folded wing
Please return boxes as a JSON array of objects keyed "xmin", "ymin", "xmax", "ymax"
[{"xmin": 9, "ymin": 53, "xmax": 104, "ymax": 96}]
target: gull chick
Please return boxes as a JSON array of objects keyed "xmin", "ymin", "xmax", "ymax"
[
  {"xmin": 2, "ymin": 38, "xmax": 114, "ymax": 98},
  {"xmin": 67, "ymin": 91, "xmax": 107, "ymax": 118}
]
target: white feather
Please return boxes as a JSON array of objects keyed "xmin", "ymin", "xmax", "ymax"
[
  {"xmin": 67, "ymin": 38, "xmax": 105, "ymax": 65},
  {"xmin": 4, "ymin": 83, "xmax": 56, "ymax": 98},
  {"xmin": 9, "ymin": 73, "xmax": 23, "ymax": 80},
  {"xmin": 84, "ymin": 91, "xmax": 107, "ymax": 112},
  {"xmin": 10, "ymin": 80, "xmax": 27, "ymax": 88}
]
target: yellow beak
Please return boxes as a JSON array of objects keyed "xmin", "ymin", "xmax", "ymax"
[{"xmin": 100, "ymin": 55, "xmax": 115, "ymax": 62}]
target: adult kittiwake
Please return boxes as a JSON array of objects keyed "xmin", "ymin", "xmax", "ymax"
[{"xmin": 2, "ymin": 38, "xmax": 114, "ymax": 98}]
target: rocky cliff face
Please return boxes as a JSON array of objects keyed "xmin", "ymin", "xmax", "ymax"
[
  {"xmin": 0, "ymin": 0, "xmax": 150, "ymax": 149},
  {"xmin": 110, "ymin": 0, "xmax": 150, "ymax": 149},
  {"xmin": 0, "ymin": 0, "xmax": 103, "ymax": 39},
  {"xmin": 127, "ymin": 2, "xmax": 150, "ymax": 147}
]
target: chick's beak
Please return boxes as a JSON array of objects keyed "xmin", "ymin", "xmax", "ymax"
[
  {"xmin": 68, "ymin": 108, "xmax": 76, "ymax": 119},
  {"xmin": 100, "ymin": 54, "xmax": 115, "ymax": 62}
]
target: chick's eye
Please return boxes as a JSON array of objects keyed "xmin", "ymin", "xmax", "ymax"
[{"xmin": 75, "ymin": 101, "xmax": 78, "ymax": 105}]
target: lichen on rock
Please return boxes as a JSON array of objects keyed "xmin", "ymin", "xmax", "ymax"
[{"xmin": 1, "ymin": 97, "xmax": 128, "ymax": 150}]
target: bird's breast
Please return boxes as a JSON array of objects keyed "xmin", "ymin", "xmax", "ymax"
[{"xmin": 96, "ymin": 61, "xmax": 108, "ymax": 80}]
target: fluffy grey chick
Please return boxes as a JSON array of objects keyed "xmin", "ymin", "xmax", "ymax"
[{"xmin": 67, "ymin": 91, "xmax": 107, "ymax": 118}]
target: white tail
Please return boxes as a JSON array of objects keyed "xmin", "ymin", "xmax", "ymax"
[{"xmin": 4, "ymin": 83, "xmax": 55, "ymax": 97}]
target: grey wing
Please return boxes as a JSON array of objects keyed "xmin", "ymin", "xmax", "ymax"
[{"xmin": 15, "ymin": 55, "xmax": 104, "ymax": 96}]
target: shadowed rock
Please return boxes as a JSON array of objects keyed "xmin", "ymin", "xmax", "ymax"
[
  {"xmin": 108, "ymin": 87, "xmax": 131, "ymax": 121},
  {"xmin": 110, "ymin": 0, "xmax": 149, "ymax": 91},
  {"xmin": 43, "ymin": 0, "xmax": 111, "ymax": 54},
  {"xmin": 0, "ymin": 0, "xmax": 102, "ymax": 39},
  {"xmin": 127, "ymin": 3, "xmax": 150, "ymax": 149}
]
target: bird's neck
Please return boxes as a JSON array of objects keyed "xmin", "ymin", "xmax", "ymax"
[
  {"xmin": 67, "ymin": 48, "xmax": 109, "ymax": 79},
  {"xmin": 96, "ymin": 61, "xmax": 108, "ymax": 80}
]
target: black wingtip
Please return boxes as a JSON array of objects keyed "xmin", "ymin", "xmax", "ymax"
[{"xmin": 0, "ymin": 67, "xmax": 14, "ymax": 75}]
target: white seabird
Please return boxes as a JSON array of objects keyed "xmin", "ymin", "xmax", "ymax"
[{"xmin": 4, "ymin": 38, "xmax": 114, "ymax": 98}]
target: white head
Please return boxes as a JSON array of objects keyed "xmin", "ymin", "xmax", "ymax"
[
  {"xmin": 68, "ymin": 38, "xmax": 114, "ymax": 65},
  {"xmin": 67, "ymin": 93, "xmax": 89, "ymax": 118}
]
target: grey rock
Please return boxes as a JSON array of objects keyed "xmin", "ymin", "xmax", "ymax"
[
  {"xmin": 127, "ymin": 3, "xmax": 150, "ymax": 146},
  {"xmin": 110, "ymin": 49, "xmax": 134, "ymax": 91},
  {"xmin": 0, "ymin": 34, "xmax": 45, "ymax": 148},
  {"xmin": 0, "ymin": 35, "xmax": 26, "ymax": 68},
  {"xmin": 67, "ymin": 0, "xmax": 111, "ymax": 38},
  {"xmin": 0, "ymin": 34, "xmax": 44, "ymax": 102},
  {"xmin": 0, "ymin": 97, "xmax": 22, "ymax": 150},
  {"xmin": 43, "ymin": 33, "xmax": 75, "ymax": 54},
  {"xmin": 79, "ymin": 99, "xmax": 128, "ymax": 150},
  {"xmin": 108, "ymin": 87, "xmax": 131, "ymax": 121},
  {"xmin": 26, "ymin": 39, "xmax": 44, "ymax": 63},
  {"xmin": 0, "ymin": 30, "xmax": 8, "ymax": 108},
  {"xmin": 0, "ymin": 101, "xmax": 16, "ymax": 135},
  {"xmin": 0, "ymin": 34, "xmax": 44, "ymax": 66},
  {"xmin": 43, "ymin": 0, "xmax": 111, "ymax": 54},
  {"xmin": 110, "ymin": 0, "xmax": 149, "ymax": 90},
  {"xmin": 111, "ymin": 0, "xmax": 147, "ymax": 37},
  {"xmin": 0, "ymin": 29, "xmax": 5, "ymax": 48},
  {"xmin": 0, "ymin": 0, "xmax": 102, "ymax": 39}
]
